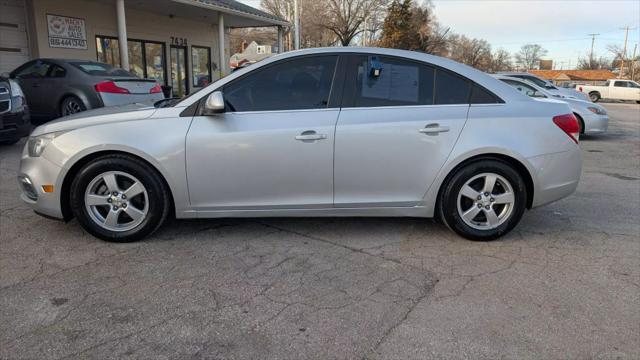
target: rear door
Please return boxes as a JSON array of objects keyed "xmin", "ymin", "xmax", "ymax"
[{"xmin": 334, "ymin": 54, "xmax": 498, "ymax": 207}]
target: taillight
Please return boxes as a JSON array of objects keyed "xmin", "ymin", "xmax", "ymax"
[
  {"xmin": 553, "ymin": 113, "xmax": 580, "ymax": 144},
  {"xmin": 578, "ymin": 86, "xmax": 583, "ymax": 92},
  {"xmin": 150, "ymin": 83, "xmax": 162, "ymax": 94},
  {"xmin": 95, "ymin": 81, "xmax": 130, "ymax": 94}
]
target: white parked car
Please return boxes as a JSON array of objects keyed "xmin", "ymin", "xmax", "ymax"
[
  {"xmin": 576, "ymin": 79, "xmax": 640, "ymax": 103},
  {"xmin": 495, "ymin": 75, "xmax": 609, "ymax": 135},
  {"xmin": 498, "ymin": 72, "xmax": 590, "ymax": 101},
  {"xmin": 18, "ymin": 48, "xmax": 582, "ymax": 242}
]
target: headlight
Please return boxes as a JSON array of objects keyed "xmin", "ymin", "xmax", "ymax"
[
  {"xmin": 587, "ymin": 107, "xmax": 606, "ymax": 115},
  {"xmin": 27, "ymin": 132, "xmax": 64, "ymax": 157}
]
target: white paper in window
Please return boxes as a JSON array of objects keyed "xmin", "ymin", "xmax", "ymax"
[{"xmin": 361, "ymin": 63, "xmax": 419, "ymax": 102}]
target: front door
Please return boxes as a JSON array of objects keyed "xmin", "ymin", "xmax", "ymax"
[
  {"xmin": 185, "ymin": 55, "xmax": 342, "ymax": 211},
  {"xmin": 334, "ymin": 55, "xmax": 472, "ymax": 207},
  {"xmin": 11, "ymin": 60, "xmax": 51, "ymax": 116},
  {"xmin": 170, "ymin": 46, "xmax": 188, "ymax": 97}
]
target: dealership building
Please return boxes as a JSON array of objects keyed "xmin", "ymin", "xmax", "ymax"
[{"xmin": 0, "ymin": 0, "xmax": 288, "ymax": 96}]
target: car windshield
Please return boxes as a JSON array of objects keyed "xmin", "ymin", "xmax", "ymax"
[{"xmin": 70, "ymin": 61, "xmax": 135, "ymax": 77}]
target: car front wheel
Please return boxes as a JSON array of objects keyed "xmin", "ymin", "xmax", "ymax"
[
  {"xmin": 439, "ymin": 160, "xmax": 527, "ymax": 241},
  {"xmin": 70, "ymin": 154, "xmax": 171, "ymax": 242}
]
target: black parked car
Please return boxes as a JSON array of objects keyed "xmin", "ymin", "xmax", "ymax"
[
  {"xmin": 9, "ymin": 59, "xmax": 164, "ymax": 121},
  {"xmin": 0, "ymin": 75, "xmax": 30, "ymax": 145}
]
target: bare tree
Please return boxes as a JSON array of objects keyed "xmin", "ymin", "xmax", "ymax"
[
  {"xmin": 576, "ymin": 55, "xmax": 612, "ymax": 70},
  {"xmin": 319, "ymin": 0, "xmax": 390, "ymax": 46},
  {"xmin": 261, "ymin": 0, "xmax": 336, "ymax": 49},
  {"xmin": 447, "ymin": 34, "xmax": 492, "ymax": 70},
  {"xmin": 515, "ymin": 44, "xmax": 548, "ymax": 70},
  {"xmin": 488, "ymin": 48, "xmax": 513, "ymax": 72}
]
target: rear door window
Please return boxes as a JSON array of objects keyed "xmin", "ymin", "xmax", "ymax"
[{"xmin": 345, "ymin": 55, "xmax": 435, "ymax": 107}]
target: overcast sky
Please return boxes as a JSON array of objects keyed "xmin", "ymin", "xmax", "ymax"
[{"xmin": 238, "ymin": 0, "xmax": 640, "ymax": 69}]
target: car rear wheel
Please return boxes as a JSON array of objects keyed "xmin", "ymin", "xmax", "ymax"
[
  {"xmin": 70, "ymin": 154, "xmax": 171, "ymax": 242},
  {"xmin": 439, "ymin": 160, "xmax": 527, "ymax": 241},
  {"xmin": 589, "ymin": 92, "xmax": 600, "ymax": 103},
  {"xmin": 61, "ymin": 96, "xmax": 86, "ymax": 116}
]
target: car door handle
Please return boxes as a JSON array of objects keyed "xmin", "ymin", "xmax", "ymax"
[
  {"xmin": 419, "ymin": 124, "xmax": 450, "ymax": 135},
  {"xmin": 295, "ymin": 131, "xmax": 327, "ymax": 141}
]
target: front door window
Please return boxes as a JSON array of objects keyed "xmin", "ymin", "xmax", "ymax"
[{"xmin": 170, "ymin": 46, "xmax": 188, "ymax": 97}]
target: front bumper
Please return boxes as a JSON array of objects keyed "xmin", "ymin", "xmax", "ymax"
[
  {"xmin": 18, "ymin": 149, "xmax": 65, "ymax": 220},
  {"xmin": 0, "ymin": 110, "xmax": 31, "ymax": 142},
  {"xmin": 582, "ymin": 112, "xmax": 609, "ymax": 134}
]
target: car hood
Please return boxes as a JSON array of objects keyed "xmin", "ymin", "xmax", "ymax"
[{"xmin": 31, "ymin": 102, "xmax": 157, "ymax": 136}]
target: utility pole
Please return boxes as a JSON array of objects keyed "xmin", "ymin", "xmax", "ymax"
[
  {"xmin": 619, "ymin": 26, "xmax": 637, "ymax": 78},
  {"xmin": 631, "ymin": 43, "xmax": 638, "ymax": 81},
  {"xmin": 588, "ymin": 33, "xmax": 599, "ymax": 68},
  {"xmin": 293, "ymin": 0, "xmax": 300, "ymax": 50}
]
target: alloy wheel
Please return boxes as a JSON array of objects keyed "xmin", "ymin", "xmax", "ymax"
[
  {"xmin": 63, "ymin": 100, "xmax": 83, "ymax": 115},
  {"xmin": 84, "ymin": 171, "xmax": 149, "ymax": 232},
  {"xmin": 456, "ymin": 172, "xmax": 515, "ymax": 230}
]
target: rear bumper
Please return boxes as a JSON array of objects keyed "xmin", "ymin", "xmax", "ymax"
[
  {"xmin": 99, "ymin": 93, "xmax": 164, "ymax": 107},
  {"xmin": 0, "ymin": 111, "xmax": 31, "ymax": 141},
  {"xmin": 582, "ymin": 113, "xmax": 609, "ymax": 134},
  {"xmin": 529, "ymin": 147, "xmax": 583, "ymax": 208}
]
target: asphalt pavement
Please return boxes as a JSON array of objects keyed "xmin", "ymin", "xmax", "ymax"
[{"xmin": 1, "ymin": 103, "xmax": 638, "ymax": 359}]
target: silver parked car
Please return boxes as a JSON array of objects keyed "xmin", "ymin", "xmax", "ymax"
[
  {"xmin": 494, "ymin": 75, "xmax": 609, "ymax": 135},
  {"xmin": 497, "ymin": 72, "xmax": 590, "ymax": 101},
  {"xmin": 18, "ymin": 48, "xmax": 583, "ymax": 242}
]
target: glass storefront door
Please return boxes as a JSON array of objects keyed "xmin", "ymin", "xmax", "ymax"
[{"xmin": 170, "ymin": 45, "xmax": 188, "ymax": 97}]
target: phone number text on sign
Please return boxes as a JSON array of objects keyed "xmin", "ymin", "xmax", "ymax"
[{"xmin": 47, "ymin": 14, "xmax": 87, "ymax": 49}]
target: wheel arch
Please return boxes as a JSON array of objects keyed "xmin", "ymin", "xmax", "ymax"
[
  {"xmin": 59, "ymin": 150, "xmax": 176, "ymax": 221},
  {"xmin": 57, "ymin": 91, "xmax": 94, "ymax": 115},
  {"xmin": 573, "ymin": 112, "xmax": 585, "ymax": 134},
  {"xmin": 434, "ymin": 153, "xmax": 535, "ymax": 217}
]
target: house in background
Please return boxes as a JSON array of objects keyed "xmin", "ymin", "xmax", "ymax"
[
  {"xmin": 229, "ymin": 41, "xmax": 272, "ymax": 69},
  {"xmin": 529, "ymin": 69, "xmax": 617, "ymax": 87}
]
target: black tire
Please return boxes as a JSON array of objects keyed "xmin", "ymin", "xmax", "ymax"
[
  {"xmin": 438, "ymin": 159, "xmax": 527, "ymax": 241},
  {"xmin": 70, "ymin": 154, "xmax": 171, "ymax": 242},
  {"xmin": 589, "ymin": 92, "xmax": 600, "ymax": 103},
  {"xmin": 60, "ymin": 96, "xmax": 86, "ymax": 116},
  {"xmin": 574, "ymin": 113, "xmax": 585, "ymax": 134}
]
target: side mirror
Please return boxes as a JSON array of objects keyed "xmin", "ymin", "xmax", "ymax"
[
  {"xmin": 203, "ymin": 91, "xmax": 225, "ymax": 115},
  {"xmin": 532, "ymin": 91, "xmax": 546, "ymax": 98}
]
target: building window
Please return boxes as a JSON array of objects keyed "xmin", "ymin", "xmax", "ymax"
[
  {"xmin": 145, "ymin": 42, "xmax": 165, "ymax": 85},
  {"xmin": 127, "ymin": 40, "xmax": 144, "ymax": 78},
  {"xmin": 192, "ymin": 46, "xmax": 211, "ymax": 88},
  {"xmin": 96, "ymin": 37, "xmax": 120, "ymax": 67},
  {"xmin": 95, "ymin": 36, "xmax": 166, "ymax": 85}
]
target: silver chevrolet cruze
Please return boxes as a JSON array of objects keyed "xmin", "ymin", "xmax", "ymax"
[{"xmin": 18, "ymin": 48, "xmax": 583, "ymax": 242}]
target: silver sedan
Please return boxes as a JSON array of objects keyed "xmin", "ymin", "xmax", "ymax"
[
  {"xmin": 494, "ymin": 75, "xmax": 609, "ymax": 135},
  {"xmin": 18, "ymin": 48, "xmax": 583, "ymax": 242}
]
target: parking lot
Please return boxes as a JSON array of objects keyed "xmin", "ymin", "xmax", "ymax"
[{"xmin": 0, "ymin": 103, "xmax": 638, "ymax": 359}]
